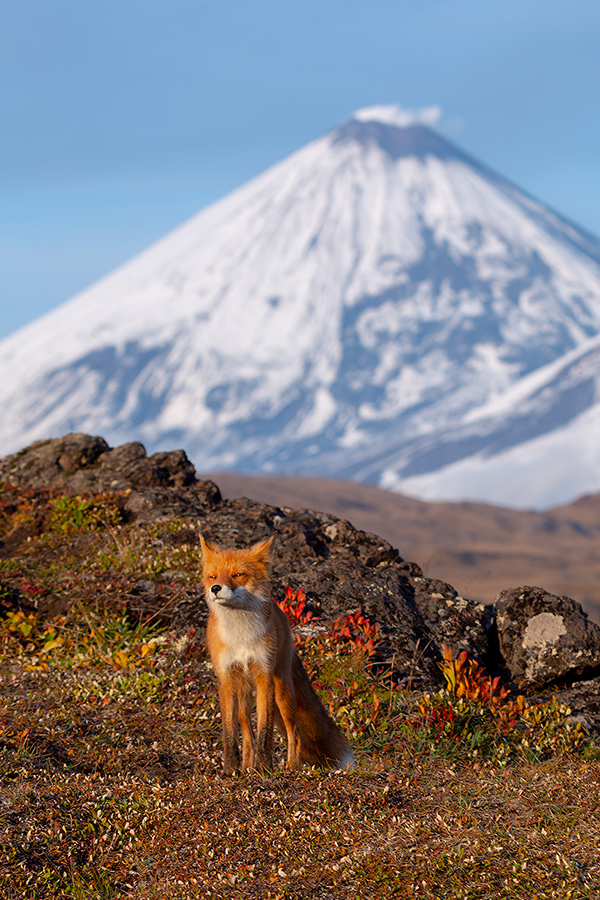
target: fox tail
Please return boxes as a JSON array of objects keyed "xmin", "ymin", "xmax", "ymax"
[{"xmin": 281, "ymin": 652, "xmax": 354, "ymax": 769}]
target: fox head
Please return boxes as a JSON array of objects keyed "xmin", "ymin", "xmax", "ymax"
[{"xmin": 200, "ymin": 534, "xmax": 275, "ymax": 606}]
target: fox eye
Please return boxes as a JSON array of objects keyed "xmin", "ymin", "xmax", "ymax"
[
  {"xmin": 233, "ymin": 572, "xmax": 245, "ymax": 578},
  {"xmin": 207, "ymin": 574, "xmax": 217, "ymax": 580}
]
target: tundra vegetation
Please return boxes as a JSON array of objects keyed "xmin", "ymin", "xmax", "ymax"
[{"xmin": 1, "ymin": 485, "xmax": 599, "ymax": 898}]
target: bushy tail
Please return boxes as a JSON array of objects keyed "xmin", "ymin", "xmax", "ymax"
[{"xmin": 287, "ymin": 652, "xmax": 354, "ymax": 769}]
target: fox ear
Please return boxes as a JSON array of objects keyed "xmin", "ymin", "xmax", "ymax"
[
  {"xmin": 199, "ymin": 531, "xmax": 220, "ymax": 558},
  {"xmin": 249, "ymin": 533, "xmax": 276, "ymax": 567}
]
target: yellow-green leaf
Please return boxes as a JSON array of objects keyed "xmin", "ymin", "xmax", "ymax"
[
  {"xmin": 113, "ymin": 650, "xmax": 129, "ymax": 668},
  {"xmin": 41, "ymin": 637, "xmax": 64, "ymax": 654}
]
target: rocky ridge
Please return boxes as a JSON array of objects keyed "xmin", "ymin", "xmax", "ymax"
[{"xmin": 2, "ymin": 433, "xmax": 600, "ymax": 727}]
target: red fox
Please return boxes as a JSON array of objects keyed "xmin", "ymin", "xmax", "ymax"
[{"xmin": 200, "ymin": 533, "xmax": 354, "ymax": 774}]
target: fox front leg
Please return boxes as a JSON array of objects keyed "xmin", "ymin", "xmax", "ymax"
[
  {"xmin": 237, "ymin": 680, "xmax": 256, "ymax": 771},
  {"xmin": 218, "ymin": 679, "xmax": 241, "ymax": 775},
  {"xmin": 254, "ymin": 670, "xmax": 275, "ymax": 772}
]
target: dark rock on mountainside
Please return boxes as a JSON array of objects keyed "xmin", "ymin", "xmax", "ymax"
[
  {"xmin": 0, "ymin": 433, "xmax": 199, "ymax": 494},
  {"xmin": 551, "ymin": 677, "xmax": 600, "ymax": 733},
  {"xmin": 0, "ymin": 433, "xmax": 491, "ymax": 691},
  {"xmin": 495, "ymin": 586, "xmax": 600, "ymax": 688}
]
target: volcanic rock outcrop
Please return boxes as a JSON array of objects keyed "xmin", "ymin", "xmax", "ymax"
[
  {"xmin": 496, "ymin": 586, "xmax": 600, "ymax": 687},
  {"xmin": 3, "ymin": 433, "xmax": 600, "ymax": 721}
]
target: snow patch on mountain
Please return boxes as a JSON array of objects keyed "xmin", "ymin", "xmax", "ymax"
[
  {"xmin": 387, "ymin": 330, "xmax": 600, "ymax": 507},
  {"xmin": 397, "ymin": 403, "xmax": 600, "ymax": 510}
]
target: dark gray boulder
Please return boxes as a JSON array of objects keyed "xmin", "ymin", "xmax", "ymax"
[
  {"xmin": 0, "ymin": 433, "xmax": 109, "ymax": 488},
  {"xmin": 0, "ymin": 433, "xmax": 200, "ymax": 494},
  {"xmin": 496, "ymin": 585, "xmax": 600, "ymax": 687},
  {"xmin": 550, "ymin": 677, "xmax": 600, "ymax": 733}
]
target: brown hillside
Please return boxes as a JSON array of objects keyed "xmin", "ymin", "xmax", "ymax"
[{"xmin": 204, "ymin": 472, "xmax": 600, "ymax": 623}]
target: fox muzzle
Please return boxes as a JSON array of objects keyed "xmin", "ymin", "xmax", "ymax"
[{"xmin": 210, "ymin": 584, "xmax": 233, "ymax": 602}]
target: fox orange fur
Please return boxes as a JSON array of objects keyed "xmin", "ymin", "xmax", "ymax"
[{"xmin": 200, "ymin": 534, "xmax": 353, "ymax": 774}]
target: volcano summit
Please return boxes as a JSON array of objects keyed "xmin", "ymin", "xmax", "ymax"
[{"xmin": 2, "ymin": 105, "xmax": 600, "ymax": 507}]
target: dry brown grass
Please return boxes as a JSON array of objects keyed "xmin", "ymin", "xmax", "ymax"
[
  {"xmin": 2, "ymin": 668, "xmax": 600, "ymax": 900},
  {"xmin": 2, "ymin": 641, "xmax": 600, "ymax": 899}
]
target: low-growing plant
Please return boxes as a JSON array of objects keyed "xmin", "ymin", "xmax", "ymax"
[
  {"xmin": 276, "ymin": 590, "xmax": 397, "ymax": 749},
  {"xmin": 407, "ymin": 645, "xmax": 590, "ymax": 765},
  {"xmin": 278, "ymin": 588, "xmax": 381, "ymax": 660},
  {"xmin": 0, "ymin": 484, "xmax": 52, "ymax": 535},
  {"xmin": 277, "ymin": 586, "xmax": 314, "ymax": 625},
  {"xmin": 0, "ymin": 604, "xmax": 165, "ymax": 672},
  {"xmin": 98, "ymin": 519, "xmax": 198, "ymax": 583},
  {"xmin": 327, "ymin": 609, "xmax": 381, "ymax": 658},
  {"xmin": 50, "ymin": 494, "xmax": 122, "ymax": 533},
  {"xmin": 0, "ymin": 610, "xmax": 64, "ymax": 657},
  {"xmin": 439, "ymin": 644, "xmax": 508, "ymax": 705}
]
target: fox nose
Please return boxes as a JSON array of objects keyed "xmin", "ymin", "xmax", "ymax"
[{"xmin": 210, "ymin": 584, "xmax": 222, "ymax": 595}]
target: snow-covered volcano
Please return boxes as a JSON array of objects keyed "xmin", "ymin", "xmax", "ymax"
[{"xmin": 2, "ymin": 105, "xmax": 600, "ymax": 508}]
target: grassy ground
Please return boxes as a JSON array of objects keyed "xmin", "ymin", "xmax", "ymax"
[{"xmin": 1, "ymin": 486, "xmax": 600, "ymax": 898}]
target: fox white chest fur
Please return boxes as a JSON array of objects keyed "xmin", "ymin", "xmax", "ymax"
[{"xmin": 208, "ymin": 585, "xmax": 273, "ymax": 673}]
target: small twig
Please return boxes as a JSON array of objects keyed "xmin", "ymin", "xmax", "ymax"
[
  {"xmin": 72, "ymin": 598, "xmax": 108, "ymax": 659},
  {"xmin": 407, "ymin": 639, "xmax": 433, "ymax": 692},
  {"xmin": 134, "ymin": 586, "xmax": 188, "ymax": 628}
]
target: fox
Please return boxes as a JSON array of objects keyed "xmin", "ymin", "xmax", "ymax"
[{"xmin": 200, "ymin": 533, "xmax": 354, "ymax": 774}]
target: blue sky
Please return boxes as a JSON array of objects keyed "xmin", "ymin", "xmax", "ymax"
[{"xmin": 2, "ymin": 0, "xmax": 599, "ymax": 340}]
